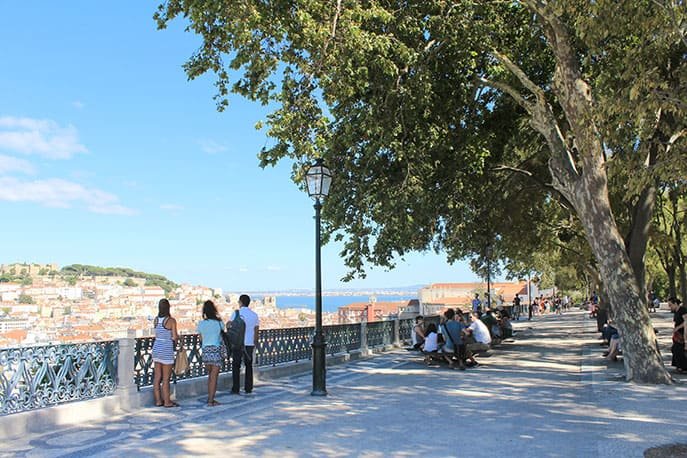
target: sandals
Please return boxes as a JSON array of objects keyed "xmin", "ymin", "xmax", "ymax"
[
  {"xmin": 207, "ymin": 400, "xmax": 221, "ymax": 407},
  {"xmin": 163, "ymin": 401, "xmax": 180, "ymax": 408}
]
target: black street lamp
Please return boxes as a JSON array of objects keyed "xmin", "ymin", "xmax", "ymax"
[
  {"xmin": 486, "ymin": 245, "xmax": 492, "ymax": 310},
  {"xmin": 306, "ymin": 158, "xmax": 332, "ymax": 396}
]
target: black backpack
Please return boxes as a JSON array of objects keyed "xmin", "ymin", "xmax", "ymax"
[{"xmin": 226, "ymin": 310, "xmax": 246, "ymax": 352}]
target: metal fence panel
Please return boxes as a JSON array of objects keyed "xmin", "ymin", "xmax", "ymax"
[{"xmin": 0, "ymin": 341, "xmax": 118, "ymax": 416}]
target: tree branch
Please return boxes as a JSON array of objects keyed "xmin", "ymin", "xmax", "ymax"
[
  {"xmin": 477, "ymin": 77, "xmax": 530, "ymax": 111},
  {"xmin": 491, "ymin": 50, "xmax": 547, "ymax": 106},
  {"xmin": 666, "ymin": 129, "xmax": 687, "ymax": 155}
]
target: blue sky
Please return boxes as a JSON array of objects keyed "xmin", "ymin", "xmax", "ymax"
[{"xmin": 0, "ymin": 2, "xmax": 483, "ymax": 292}]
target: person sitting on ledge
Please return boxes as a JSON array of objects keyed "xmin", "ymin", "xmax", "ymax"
[
  {"xmin": 604, "ymin": 332, "xmax": 622, "ymax": 362},
  {"xmin": 601, "ymin": 321, "xmax": 618, "ymax": 347},
  {"xmin": 499, "ymin": 310, "xmax": 513, "ymax": 339},
  {"xmin": 481, "ymin": 309, "xmax": 501, "ymax": 344},
  {"xmin": 465, "ymin": 312, "xmax": 492, "ymax": 355},
  {"xmin": 440, "ymin": 308, "xmax": 466, "ymax": 370},
  {"xmin": 422, "ymin": 323, "xmax": 439, "ymax": 353},
  {"xmin": 411, "ymin": 315, "xmax": 426, "ymax": 350}
]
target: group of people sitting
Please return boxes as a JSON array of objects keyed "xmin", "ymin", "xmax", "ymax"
[{"xmin": 410, "ymin": 308, "xmax": 513, "ymax": 370}]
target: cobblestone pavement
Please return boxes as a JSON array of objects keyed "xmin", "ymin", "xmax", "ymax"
[{"xmin": 1, "ymin": 311, "xmax": 685, "ymax": 457}]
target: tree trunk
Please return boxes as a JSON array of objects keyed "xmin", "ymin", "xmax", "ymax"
[
  {"xmin": 503, "ymin": 0, "xmax": 673, "ymax": 384},
  {"xmin": 563, "ymin": 168, "xmax": 671, "ymax": 383},
  {"xmin": 667, "ymin": 264, "xmax": 677, "ymax": 297},
  {"xmin": 627, "ymin": 186, "xmax": 656, "ymax": 301}
]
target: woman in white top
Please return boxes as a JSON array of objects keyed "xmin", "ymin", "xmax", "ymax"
[
  {"xmin": 423, "ymin": 323, "xmax": 439, "ymax": 352},
  {"xmin": 197, "ymin": 300, "xmax": 225, "ymax": 406}
]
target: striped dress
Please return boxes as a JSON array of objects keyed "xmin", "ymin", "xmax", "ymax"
[{"xmin": 152, "ymin": 317, "xmax": 175, "ymax": 365}]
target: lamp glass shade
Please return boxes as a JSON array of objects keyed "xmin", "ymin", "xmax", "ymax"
[{"xmin": 306, "ymin": 161, "xmax": 332, "ymax": 199}]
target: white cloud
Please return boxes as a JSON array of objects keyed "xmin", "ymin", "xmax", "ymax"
[
  {"xmin": 266, "ymin": 265, "xmax": 282, "ymax": 272},
  {"xmin": 160, "ymin": 204, "xmax": 184, "ymax": 212},
  {"xmin": 72, "ymin": 101, "xmax": 85, "ymax": 109},
  {"xmin": 0, "ymin": 177, "xmax": 135, "ymax": 215},
  {"xmin": 239, "ymin": 267, "xmax": 249, "ymax": 273},
  {"xmin": 0, "ymin": 155, "xmax": 35, "ymax": 175},
  {"xmin": 0, "ymin": 116, "xmax": 88, "ymax": 159},
  {"xmin": 198, "ymin": 139, "xmax": 227, "ymax": 155}
]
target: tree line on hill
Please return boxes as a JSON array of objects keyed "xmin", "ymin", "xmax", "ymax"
[
  {"xmin": 0, "ymin": 264, "xmax": 179, "ymax": 295},
  {"xmin": 60, "ymin": 264, "xmax": 179, "ymax": 294}
]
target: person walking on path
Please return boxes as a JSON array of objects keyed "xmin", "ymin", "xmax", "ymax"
[
  {"xmin": 151, "ymin": 298, "xmax": 179, "ymax": 408},
  {"xmin": 513, "ymin": 293, "xmax": 521, "ymax": 320},
  {"xmin": 229, "ymin": 294, "xmax": 260, "ymax": 394},
  {"xmin": 197, "ymin": 300, "xmax": 225, "ymax": 406},
  {"xmin": 669, "ymin": 297, "xmax": 687, "ymax": 374}
]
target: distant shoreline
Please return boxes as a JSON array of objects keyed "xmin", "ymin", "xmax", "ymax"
[{"xmin": 261, "ymin": 294, "xmax": 418, "ymax": 313}]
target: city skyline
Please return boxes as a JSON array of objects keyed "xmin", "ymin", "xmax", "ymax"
[{"xmin": 0, "ymin": 2, "xmax": 485, "ymax": 292}]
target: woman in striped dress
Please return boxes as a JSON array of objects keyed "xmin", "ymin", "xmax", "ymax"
[{"xmin": 152, "ymin": 298, "xmax": 179, "ymax": 407}]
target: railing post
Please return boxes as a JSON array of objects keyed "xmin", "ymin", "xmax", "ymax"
[
  {"xmin": 116, "ymin": 329, "xmax": 137, "ymax": 409},
  {"xmin": 360, "ymin": 320, "xmax": 368, "ymax": 355},
  {"xmin": 393, "ymin": 317, "xmax": 400, "ymax": 346}
]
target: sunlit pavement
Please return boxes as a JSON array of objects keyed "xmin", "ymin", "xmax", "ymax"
[{"xmin": 2, "ymin": 310, "xmax": 686, "ymax": 457}]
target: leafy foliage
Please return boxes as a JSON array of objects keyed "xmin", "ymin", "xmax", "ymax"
[{"xmin": 155, "ymin": 1, "xmax": 684, "ymax": 285}]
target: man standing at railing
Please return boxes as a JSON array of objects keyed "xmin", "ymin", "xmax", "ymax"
[{"xmin": 229, "ymin": 294, "xmax": 260, "ymax": 395}]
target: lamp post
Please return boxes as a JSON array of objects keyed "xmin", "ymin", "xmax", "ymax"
[
  {"xmin": 306, "ymin": 158, "xmax": 332, "ymax": 396},
  {"xmin": 486, "ymin": 245, "xmax": 492, "ymax": 310}
]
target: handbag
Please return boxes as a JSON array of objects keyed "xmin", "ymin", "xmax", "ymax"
[
  {"xmin": 673, "ymin": 330, "xmax": 685, "ymax": 344},
  {"xmin": 174, "ymin": 347, "xmax": 189, "ymax": 376}
]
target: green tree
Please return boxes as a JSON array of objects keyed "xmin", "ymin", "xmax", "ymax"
[
  {"xmin": 18, "ymin": 294, "xmax": 34, "ymax": 304},
  {"xmin": 123, "ymin": 278, "xmax": 137, "ymax": 287},
  {"xmin": 156, "ymin": 0, "xmax": 686, "ymax": 383}
]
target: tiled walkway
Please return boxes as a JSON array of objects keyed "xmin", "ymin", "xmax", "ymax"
[{"xmin": 2, "ymin": 311, "xmax": 686, "ymax": 457}]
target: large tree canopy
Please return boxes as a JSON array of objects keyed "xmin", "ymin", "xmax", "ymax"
[{"xmin": 156, "ymin": 0, "xmax": 686, "ymax": 383}]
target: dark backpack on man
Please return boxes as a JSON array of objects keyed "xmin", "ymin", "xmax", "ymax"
[{"xmin": 226, "ymin": 310, "xmax": 246, "ymax": 352}]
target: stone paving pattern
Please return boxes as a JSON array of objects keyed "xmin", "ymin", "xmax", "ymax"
[{"xmin": 1, "ymin": 311, "xmax": 686, "ymax": 457}]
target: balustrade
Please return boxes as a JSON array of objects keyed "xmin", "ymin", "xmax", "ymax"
[
  {"xmin": 0, "ymin": 318, "xmax": 420, "ymax": 408},
  {"xmin": 324, "ymin": 323, "xmax": 361, "ymax": 355},
  {"xmin": 399, "ymin": 318, "xmax": 414, "ymax": 343},
  {"xmin": 366, "ymin": 320, "xmax": 395, "ymax": 347},
  {"xmin": 255, "ymin": 326, "xmax": 313, "ymax": 367},
  {"xmin": 0, "ymin": 341, "xmax": 118, "ymax": 416}
]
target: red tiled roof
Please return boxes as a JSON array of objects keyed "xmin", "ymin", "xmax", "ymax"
[{"xmin": 0, "ymin": 329, "xmax": 28, "ymax": 340}]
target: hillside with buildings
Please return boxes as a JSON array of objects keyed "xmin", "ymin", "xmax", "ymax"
[
  {"xmin": 0, "ymin": 262, "xmax": 531, "ymax": 348},
  {"xmin": 0, "ymin": 263, "xmax": 336, "ymax": 348}
]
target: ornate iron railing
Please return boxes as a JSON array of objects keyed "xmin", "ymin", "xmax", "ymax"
[
  {"xmin": 0, "ymin": 341, "xmax": 118, "ymax": 416},
  {"xmin": 133, "ymin": 318, "xmax": 432, "ymax": 389},
  {"xmin": 255, "ymin": 326, "xmax": 313, "ymax": 367},
  {"xmin": 366, "ymin": 320, "xmax": 394, "ymax": 347},
  {"xmin": 399, "ymin": 318, "xmax": 414, "ymax": 344},
  {"xmin": 134, "ymin": 334, "xmax": 232, "ymax": 389},
  {"xmin": 324, "ymin": 323, "xmax": 361, "ymax": 355}
]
